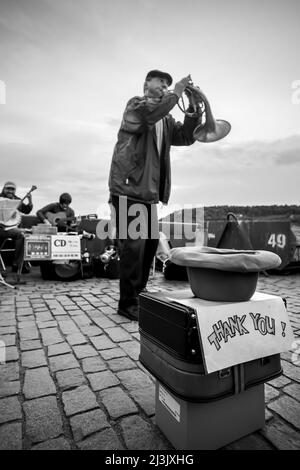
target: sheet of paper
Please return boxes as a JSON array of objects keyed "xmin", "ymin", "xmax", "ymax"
[{"xmin": 168, "ymin": 292, "xmax": 295, "ymax": 374}]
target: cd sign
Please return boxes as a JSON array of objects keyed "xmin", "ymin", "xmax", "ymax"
[
  {"xmin": 24, "ymin": 235, "xmax": 81, "ymax": 261},
  {"xmin": 51, "ymin": 235, "xmax": 81, "ymax": 260},
  {"xmin": 54, "ymin": 239, "xmax": 67, "ymax": 247}
]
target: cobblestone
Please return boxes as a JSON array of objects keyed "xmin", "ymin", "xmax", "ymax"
[
  {"xmin": 0, "ymin": 396, "xmax": 22, "ymax": 424},
  {"xmin": 31, "ymin": 437, "xmax": 71, "ymax": 450},
  {"xmin": 90, "ymin": 335, "xmax": 115, "ymax": 350},
  {"xmin": 22, "ymin": 350, "xmax": 47, "ymax": 368},
  {"xmin": 87, "ymin": 370, "xmax": 120, "ymax": 391},
  {"xmin": 281, "ymin": 360, "xmax": 300, "ymax": 383},
  {"xmin": 0, "ymin": 334, "xmax": 16, "ymax": 346},
  {"xmin": 129, "ymin": 386, "xmax": 156, "ymax": 416},
  {"xmin": 24, "ymin": 396, "xmax": 63, "ymax": 443},
  {"xmin": 20, "ymin": 340, "xmax": 42, "ymax": 351},
  {"xmin": 100, "ymin": 347, "xmax": 127, "ymax": 360},
  {"xmin": 268, "ymin": 395, "xmax": 300, "ymax": 429},
  {"xmin": 40, "ymin": 328, "xmax": 64, "ymax": 346},
  {"xmin": 107, "ymin": 357, "xmax": 136, "ymax": 372},
  {"xmin": 19, "ymin": 328, "xmax": 39, "ymax": 341},
  {"xmin": 47, "ymin": 342, "xmax": 72, "ymax": 356},
  {"xmin": 0, "ymin": 422, "xmax": 22, "ymax": 450},
  {"xmin": 99, "ymin": 386, "xmax": 138, "ymax": 419},
  {"xmin": 73, "ymin": 345, "xmax": 99, "ymax": 359},
  {"xmin": 56, "ymin": 368, "xmax": 86, "ymax": 390},
  {"xmin": 282, "ymin": 383, "xmax": 300, "ymax": 401},
  {"xmin": 5, "ymin": 346, "xmax": 19, "ymax": 362},
  {"xmin": 0, "ymin": 362, "xmax": 19, "ymax": 381},
  {"xmin": 66, "ymin": 332, "xmax": 87, "ymax": 345},
  {"xmin": 105, "ymin": 327, "xmax": 132, "ymax": 342},
  {"xmin": 70, "ymin": 409, "xmax": 109, "ymax": 441},
  {"xmin": 81, "ymin": 356, "xmax": 107, "ymax": 373},
  {"xmin": 117, "ymin": 369, "xmax": 154, "ymax": 391},
  {"xmin": 120, "ymin": 415, "xmax": 169, "ymax": 450},
  {"xmin": 0, "ymin": 380, "xmax": 20, "ymax": 398},
  {"xmin": 265, "ymin": 384, "xmax": 280, "ymax": 402},
  {"xmin": 261, "ymin": 419, "xmax": 300, "ymax": 450},
  {"xmin": 0, "ymin": 268, "xmax": 299, "ymax": 450},
  {"xmin": 77, "ymin": 428, "xmax": 124, "ymax": 450},
  {"xmin": 49, "ymin": 353, "xmax": 80, "ymax": 372},
  {"xmin": 62, "ymin": 385, "xmax": 99, "ymax": 416},
  {"xmin": 23, "ymin": 367, "xmax": 56, "ymax": 399}
]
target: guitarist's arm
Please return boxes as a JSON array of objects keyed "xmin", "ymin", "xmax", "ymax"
[
  {"xmin": 36, "ymin": 203, "xmax": 57, "ymax": 223},
  {"xmin": 18, "ymin": 197, "xmax": 33, "ymax": 214}
]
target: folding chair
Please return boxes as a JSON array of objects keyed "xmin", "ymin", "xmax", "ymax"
[
  {"xmin": 0, "ymin": 237, "xmax": 14, "ymax": 272},
  {"xmin": 0, "ymin": 237, "xmax": 23, "ymax": 288}
]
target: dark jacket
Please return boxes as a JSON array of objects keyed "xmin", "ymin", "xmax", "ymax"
[
  {"xmin": 0, "ymin": 192, "xmax": 32, "ymax": 214},
  {"xmin": 108, "ymin": 92, "xmax": 199, "ymax": 204}
]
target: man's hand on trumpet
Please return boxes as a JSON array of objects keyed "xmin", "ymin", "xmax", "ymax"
[{"xmin": 173, "ymin": 75, "xmax": 192, "ymax": 98}]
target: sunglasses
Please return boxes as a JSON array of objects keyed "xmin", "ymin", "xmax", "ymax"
[{"xmin": 4, "ymin": 187, "xmax": 16, "ymax": 190}]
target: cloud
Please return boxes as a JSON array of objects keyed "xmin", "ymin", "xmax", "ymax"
[
  {"xmin": 0, "ymin": 106, "xmax": 117, "ymax": 213},
  {"xmin": 172, "ymin": 134, "xmax": 300, "ymax": 174},
  {"xmin": 168, "ymin": 134, "xmax": 300, "ymax": 205}
]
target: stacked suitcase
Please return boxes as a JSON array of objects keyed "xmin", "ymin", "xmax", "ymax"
[{"xmin": 139, "ymin": 291, "xmax": 283, "ymax": 449}]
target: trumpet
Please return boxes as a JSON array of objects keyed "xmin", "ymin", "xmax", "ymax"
[{"xmin": 177, "ymin": 77, "xmax": 231, "ymax": 143}]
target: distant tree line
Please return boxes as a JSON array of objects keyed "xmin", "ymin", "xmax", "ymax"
[
  {"xmin": 164, "ymin": 205, "xmax": 300, "ymax": 222},
  {"xmin": 204, "ymin": 205, "xmax": 300, "ymax": 220}
]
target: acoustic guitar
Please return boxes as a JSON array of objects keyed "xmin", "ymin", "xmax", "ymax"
[{"xmin": 1, "ymin": 185, "xmax": 37, "ymax": 231}]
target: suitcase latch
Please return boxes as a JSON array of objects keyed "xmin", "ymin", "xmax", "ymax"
[{"xmin": 219, "ymin": 368, "xmax": 231, "ymax": 379}]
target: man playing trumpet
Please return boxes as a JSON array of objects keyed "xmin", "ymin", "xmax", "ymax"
[{"xmin": 108, "ymin": 70, "xmax": 202, "ymax": 320}]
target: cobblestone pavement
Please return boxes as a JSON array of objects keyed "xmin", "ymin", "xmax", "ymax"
[{"xmin": 0, "ymin": 268, "xmax": 299, "ymax": 450}]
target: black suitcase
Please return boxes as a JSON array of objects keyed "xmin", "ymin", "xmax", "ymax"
[{"xmin": 139, "ymin": 291, "xmax": 282, "ymax": 402}]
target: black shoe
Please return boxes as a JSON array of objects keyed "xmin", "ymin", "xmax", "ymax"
[{"xmin": 117, "ymin": 304, "xmax": 139, "ymax": 321}]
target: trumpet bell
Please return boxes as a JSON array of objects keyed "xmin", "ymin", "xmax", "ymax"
[{"xmin": 193, "ymin": 119, "xmax": 231, "ymax": 143}]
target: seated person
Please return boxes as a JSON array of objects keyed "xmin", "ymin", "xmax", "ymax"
[
  {"xmin": 0, "ymin": 181, "xmax": 33, "ymax": 272},
  {"xmin": 36, "ymin": 193, "xmax": 75, "ymax": 232}
]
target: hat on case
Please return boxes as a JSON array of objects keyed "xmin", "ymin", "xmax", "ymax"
[{"xmin": 169, "ymin": 246, "xmax": 282, "ymax": 302}]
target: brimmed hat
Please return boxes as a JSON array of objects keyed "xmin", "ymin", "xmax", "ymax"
[
  {"xmin": 145, "ymin": 69, "xmax": 173, "ymax": 86},
  {"xmin": 169, "ymin": 246, "xmax": 282, "ymax": 272},
  {"xmin": 169, "ymin": 246, "xmax": 282, "ymax": 302}
]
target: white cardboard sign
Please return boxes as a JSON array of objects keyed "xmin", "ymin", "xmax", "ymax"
[
  {"xmin": 168, "ymin": 291, "xmax": 294, "ymax": 374},
  {"xmin": 51, "ymin": 235, "xmax": 81, "ymax": 260}
]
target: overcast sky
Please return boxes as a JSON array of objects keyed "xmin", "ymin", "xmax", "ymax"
[{"xmin": 0, "ymin": 0, "xmax": 299, "ymax": 216}]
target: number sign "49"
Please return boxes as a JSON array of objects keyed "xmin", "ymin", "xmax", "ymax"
[{"xmin": 267, "ymin": 233, "xmax": 286, "ymax": 249}]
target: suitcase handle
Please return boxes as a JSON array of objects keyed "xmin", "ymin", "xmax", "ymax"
[{"xmin": 218, "ymin": 368, "xmax": 231, "ymax": 379}]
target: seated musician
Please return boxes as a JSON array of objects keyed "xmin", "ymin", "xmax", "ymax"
[
  {"xmin": 0, "ymin": 181, "xmax": 33, "ymax": 272},
  {"xmin": 36, "ymin": 193, "xmax": 75, "ymax": 232}
]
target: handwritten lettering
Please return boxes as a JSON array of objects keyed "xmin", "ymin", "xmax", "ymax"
[
  {"xmin": 208, "ymin": 315, "xmax": 249, "ymax": 351},
  {"xmin": 250, "ymin": 313, "xmax": 275, "ymax": 335}
]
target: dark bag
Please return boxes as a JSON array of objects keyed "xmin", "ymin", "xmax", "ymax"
[
  {"xmin": 217, "ymin": 213, "xmax": 253, "ymax": 250},
  {"xmin": 93, "ymin": 246, "xmax": 120, "ymax": 279},
  {"xmin": 104, "ymin": 258, "xmax": 120, "ymax": 279}
]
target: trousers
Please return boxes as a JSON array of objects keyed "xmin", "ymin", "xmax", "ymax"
[
  {"xmin": 111, "ymin": 196, "xmax": 159, "ymax": 309},
  {"xmin": 0, "ymin": 227, "xmax": 24, "ymax": 268}
]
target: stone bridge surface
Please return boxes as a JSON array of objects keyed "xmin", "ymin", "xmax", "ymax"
[{"xmin": 0, "ymin": 268, "xmax": 299, "ymax": 450}]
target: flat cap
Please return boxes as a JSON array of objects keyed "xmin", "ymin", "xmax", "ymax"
[{"xmin": 145, "ymin": 69, "xmax": 173, "ymax": 86}]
